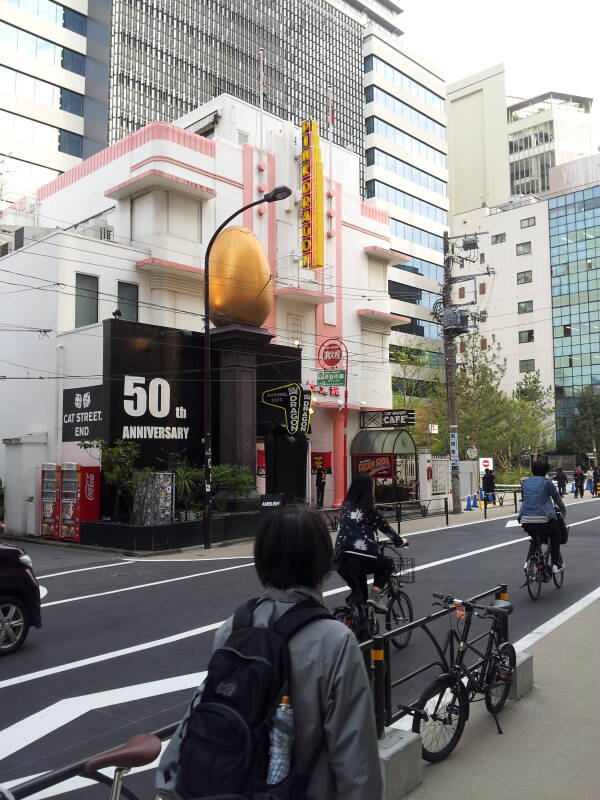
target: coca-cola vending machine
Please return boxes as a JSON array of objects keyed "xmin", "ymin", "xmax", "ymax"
[
  {"xmin": 40, "ymin": 463, "xmax": 61, "ymax": 538},
  {"xmin": 60, "ymin": 463, "xmax": 101, "ymax": 542}
]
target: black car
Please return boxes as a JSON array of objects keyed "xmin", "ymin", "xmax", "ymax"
[{"xmin": 0, "ymin": 542, "xmax": 42, "ymax": 655}]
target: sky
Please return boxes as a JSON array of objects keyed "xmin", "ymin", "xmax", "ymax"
[{"xmin": 400, "ymin": 0, "xmax": 600, "ymax": 131}]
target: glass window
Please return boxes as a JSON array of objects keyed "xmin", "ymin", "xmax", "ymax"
[
  {"xmin": 479, "ymin": 252, "xmax": 485, "ymax": 264},
  {"xmin": 390, "ymin": 219, "xmax": 443, "ymax": 253},
  {"xmin": 364, "ymin": 86, "xmax": 446, "ymax": 141},
  {"xmin": 518, "ymin": 300, "xmax": 533, "ymax": 314},
  {"xmin": 491, "ymin": 233, "xmax": 506, "ymax": 244},
  {"xmin": 365, "ymin": 117, "xmax": 446, "ymax": 168},
  {"xmin": 363, "ymin": 55, "xmax": 445, "ymax": 112},
  {"xmin": 519, "ymin": 330, "xmax": 534, "ymax": 343},
  {"xmin": 75, "ymin": 273, "xmax": 98, "ymax": 328},
  {"xmin": 63, "ymin": 7, "xmax": 86, "ymax": 35},
  {"xmin": 517, "ymin": 270, "xmax": 533, "ymax": 284},
  {"xmin": 58, "ymin": 129, "xmax": 82, "ymax": 156},
  {"xmin": 519, "ymin": 359, "xmax": 536, "ymax": 373},
  {"xmin": 365, "ymin": 180, "xmax": 447, "ymax": 225},
  {"xmin": 520, "ymin": 216, "xmax": 536, "ymax": 228},
  {"xmin": 118, "ymin": 282, "xmax": 138, "ymax": 322},
  {"xmin": 516, "ymin": 241, "xmax": 532, "ymax": 256},
  {"xmin": 60, "ymin": 87, "xmax": 84, "ymax": 115},
  {"xmin": 365, "ymin": 149, "xmax": 447, "ymax": 197},
  {"xmin": 458, "ymin": 286, "xmax": 465, "ymax": 299},
  {"xmin": 62, "ymin": 47, "xmax": 85, "ymax": 75},
  {"xmin": 479, "ymin": 283, "xmax": 486, "ymax": 295},
  {"xmin": 392, "ymin": 254, "xmax": 444, "ymax": 282}
]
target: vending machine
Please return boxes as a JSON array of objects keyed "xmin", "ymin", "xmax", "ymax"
[
  {"xmin": 40, "ymin": 463, "xmax": 61, "ymax": 539},
  {"xmin": 60, "ymin": 463, "xmax": 101, "ymax": 542}
]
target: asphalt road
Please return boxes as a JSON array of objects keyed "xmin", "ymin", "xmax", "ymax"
[{"xmin": 1, "ymin": 499, "xmax": 599, "ymax": 798}]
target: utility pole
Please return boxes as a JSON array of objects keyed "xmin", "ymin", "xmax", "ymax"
[
  {"xmin": 441, "ymin": 230, "xmax": 493, "ymax": 513},
  {"xmin": 442, "ymin": 231, "xmax": 462, "ymax": 514}
]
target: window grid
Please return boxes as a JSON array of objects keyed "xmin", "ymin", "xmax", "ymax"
[
  {"xmin": 365, "ymin": 116, "xmax": 446, "ymax": 168},
  {"xmin": 519, "ymin": 359, "xmax": 536, "ymax": 373},
  {"xmin": 365, "ymin": 148, "xmax": 446, "ymax": 197},
  {"xmin": 517, "ymin": 270, "xmax": 533, "ymax": 285},
  {"xmin": 118, "ymin": 281, "xmax": 139, "ymax": 322},
  {"xmin": 390, "ymin": 218, "xmax": 443, "ymax": 253},
  {"xmin": 391, "ymin": 254, "xmax": 443, "ymax": 282},
  {"xmin": 75, "ymin": 273, "xmax": 98, "ymax": 328},
  {"xmin": 520, "ymin": 216, "xmax": 536, "ymax": 228},
  {"xmin": 364, "ymin": 54, "xmax": 445, "ymax": 112},
  {"xmin": 365, "ymin": 180, "xmax": 447, "ymax": 225},
  {"xmin": 491, "ymin": 233, "xmax": 506, "ymax": 244},
  {"xmin": 519, "ymin": 330, "xmax": 534, "ymax": 343},
  {"xmin": 518, "ymin": 300, "xmax": 533, "ymax": 314},
  {"xmin": 516, "ymin": 241, "xmax": 532, "ymax": 256},
  {"xmin": 0, "ymin": 21, "xmax": 85, "ymax": 74},
  {"xmin": 364, "ymin": 85, "xmax": 445, "ymax": 141}
]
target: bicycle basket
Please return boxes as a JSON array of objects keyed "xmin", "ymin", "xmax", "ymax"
[{"xmin": 381, "ymin": 545, "xmax": 416, "ymax": 583}]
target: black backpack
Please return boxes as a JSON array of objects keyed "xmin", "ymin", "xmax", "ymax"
[{"xmin": 175, "ymin": 596, "xmax": 333, "ymax": 800}]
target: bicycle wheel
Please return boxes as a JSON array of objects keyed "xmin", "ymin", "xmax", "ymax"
[
  {"xmin": 413, "ymin": 680, "xmax": 468, "ymax": 763},
  {"xmin": 553, "ymin": 566, "xmax": 565, "ymax": 588},
  {"xmin": 526, "ymin": 558, "xmax": 542, "ymax": 601},
  {"xmin": 485, "ymin": 642, "xmax": 516, "ymax": 714},
  {"xmin": 332, "ymin": 605, "xmax": 355, "ymax": 631},
  {"xmin": 386, "ymin": 590, "xmax": 413, "ymax": 650}
]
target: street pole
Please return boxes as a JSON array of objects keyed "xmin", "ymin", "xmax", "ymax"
[
  {"xmin": 443, "ymin": 230, "xmax": 462, "ymax": 514},
  {"xmin": 202, "ymin": 185, "xmax": 291, "ymax": 549},
  {"xmin": 343, "ymin": 343, "xmax": 349, "ymax": 501}
]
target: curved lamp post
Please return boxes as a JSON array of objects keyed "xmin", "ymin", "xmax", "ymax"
[{"xmin": 203, "ymin": 185, "xmax": 292, "ymax": 548}]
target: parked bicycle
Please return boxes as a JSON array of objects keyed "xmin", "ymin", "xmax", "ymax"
[
  {"xmin": 399, "ymin": 592, "xmax": 516, "ymax": 763},
  {"xmin": 332, "ymin": 543, "xmax": 415, "ymax": 648},
  {"xmin": 523, "ymin": 534, "xmax": 565, "ymax": 600}
]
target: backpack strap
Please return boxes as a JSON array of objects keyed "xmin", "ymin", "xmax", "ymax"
[
  {"xmin": 231, "ymin": 597, "xmax": 260, "ymax": 631},
  {"xmin": 272, "ymin": 597, "xmax": 334, "ymax": 642}
]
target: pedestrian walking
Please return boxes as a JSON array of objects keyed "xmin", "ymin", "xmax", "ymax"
[
  {"xmin": 315, "ymin": 466, "xmax": 326, "ymax": 508},
  {"xmin": 585, "ymin": 467, "xmax": 595, "ymax": 495},
  {"xmin": 593, "ymin": 467, "xmax": 600, "ymax": 496},
  {"xmin": 555, "ymin": 467, "xmax": 568, "ymax": 497},
  {"xmin": 573, "ymin": 465, "xmax": 585, "ymax": 498},
  {"xmin": 481, "ymin": 468, "xmax": 496, "ymax": 505},
  {"xmin": 156, "ymin": 506, "xmax": 383, "ymax": 800}
]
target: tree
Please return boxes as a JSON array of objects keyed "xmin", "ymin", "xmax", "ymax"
[
  {"xmin": 79, "ymin": 439, "xmax": 145, "ymax": 522},
  {"xmin": 390, "ymin": 344, "xmax": 444, "ymax": 450},
  {"xmin": 513, "ymin": 370, "xmax": 554, "ymax": 416},
  {"xmin": 570, "ymin": 385, "xmax": 600, "ymax": 459}
]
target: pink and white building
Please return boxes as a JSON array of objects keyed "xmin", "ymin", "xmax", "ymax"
[{"xmin": 0, "ymin": 94, "xmax": 409, "ymax": 530}]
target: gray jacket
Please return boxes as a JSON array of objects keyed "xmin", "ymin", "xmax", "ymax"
[{"xmin": 155, "ymin": 586, "xmax": 383, "ymax": 800}]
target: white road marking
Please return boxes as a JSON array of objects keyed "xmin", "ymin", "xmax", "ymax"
[
  {"xmin": 37, "ymin": 561, "xmax": 130, "ymax": 579},
  {"xmin": 508, "ymin": 514, "xmax": 600, "ymax": 530},
  {"xmin": 39, "ymin": 586, "xmax": 48, "ymax": 599},
  {"xmin": 5, "ymin": 512, "xmax": 600, "ymax": 690},
  {"xmin": 514, "ymin": 585, "xmax": 600, "ymax": 653},
  {"xmin": 130, "ymin": 556, "xmax": 254, "ymax": 562},
  {"xmin": 0, "ymin": 673, "xmax": 204, "ymax": 762},
  {"xmin": 41, "ymin": 562, "xmax": 255, "ymax": 608},
  {"xmin": 506, "ymin": 519, "xmax": 521, "ymax": 528}
]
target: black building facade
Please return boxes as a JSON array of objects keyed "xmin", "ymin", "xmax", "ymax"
[{"xmin": 108, "ymin": 0, "xmax": 363, "ymax": 156}]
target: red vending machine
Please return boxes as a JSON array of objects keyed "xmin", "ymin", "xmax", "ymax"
[
  {"xmin": 40, "ymin": 463, "xmax": 61, "ymax": 539},
  {"xmin": 60, "ymin": 463, "xmax": 101, "ymax": 541}
]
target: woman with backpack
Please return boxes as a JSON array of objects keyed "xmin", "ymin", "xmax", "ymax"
[{"xmin": 156, "ymin": 506, "xmax": 383, "ymax": 800}]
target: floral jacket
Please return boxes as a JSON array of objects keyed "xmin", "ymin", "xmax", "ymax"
[{"xmin": 335, "ymin": 501, "xmax": 401, "ymax": 554}]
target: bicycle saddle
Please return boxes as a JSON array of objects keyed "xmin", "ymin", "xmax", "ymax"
[
  {"xmin": 84, "ymin": 734, "xmax": 161, "ymax": 773},
  {"xmin": 486, "ymin": 599, "xmax": 514, "ymax": 616}
]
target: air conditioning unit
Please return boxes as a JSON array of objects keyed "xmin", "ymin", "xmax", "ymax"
[{"xmin": 99, "ymin": 225, "xmax": 114, "ymax": 241}]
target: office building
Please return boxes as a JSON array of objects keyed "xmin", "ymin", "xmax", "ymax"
[
  {"xmin": 447, "ymin": 65, "xmax": 597, "ymax": 215},
  {"xmin": 363, "ymin": 28, "xmax": 448, "ymax": 396},
  {"xmin": 0, "ymin": 0, "xmax": 110, "ymax": 208}
]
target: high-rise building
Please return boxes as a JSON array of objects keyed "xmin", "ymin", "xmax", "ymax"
[
  {"xmin": 508, "ymin": 92, "xmax": 595, "ymax": 196},
  {"xmin": 0, "ymin": 0, "xmax": 110, "ymax": 208},
  {"xmin": 447, "ymin": 65, "xmax": 597, "ymax": 216},
  {"xmin": 363, "ymin": 28, "xmax": 448, "ymax": 396}
]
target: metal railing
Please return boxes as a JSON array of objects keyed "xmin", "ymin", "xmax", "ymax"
[
  {"xmin": 483, "ymin": 488, "xmax": 521, "ymax": 518},
  {"xmin": 377, "ymin": 498, "xmax": 450, "ymax": 530},
  {"xmin": 359, "ymin": 583, "xmax": 509, "ymax": 738}
]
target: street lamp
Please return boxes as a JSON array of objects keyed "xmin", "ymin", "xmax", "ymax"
[{"xmin": 202, "ymin": 185, "xmax": 292, "ymax": 549}]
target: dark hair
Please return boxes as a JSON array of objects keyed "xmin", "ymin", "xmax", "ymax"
[
  {"xmin": 531, "ymin": 460, "xmax": 550, "ymax": 476},
  {"xmin": 344, "ymin": 473, "xmax": 374, "ymax": 512},
  {"xmin": 254, "ymin": 506, "xmax": 333, "ymax": 590}
]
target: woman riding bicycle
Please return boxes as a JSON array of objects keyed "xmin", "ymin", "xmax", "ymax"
[
  {"xmin": 335, "ymin": 473, "xmax": 408, "ymax": 613},
  {"xmin": 519, "ymin": 460, "xmax": 567, "ymax": 573}
]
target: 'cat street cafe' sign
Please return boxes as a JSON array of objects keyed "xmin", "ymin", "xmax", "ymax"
[{"xmin": 360, "ymin": 408, "xmax": 416, "ymax": 428}]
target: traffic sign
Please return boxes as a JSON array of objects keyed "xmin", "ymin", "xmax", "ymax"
[
  {"xmin": 318, "ymin": 339, "xmax": 344, "ymax": 369},
  {"xmin": 479, "ymin": 457, "xmax": 494, "ymax": 475},
  {"xmin": 317, "ymin": 369, "xmax": 346, "ymax": 387}
]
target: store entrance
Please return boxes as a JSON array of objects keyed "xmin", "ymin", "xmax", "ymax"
[{"xmin": 350, "ymin": 428, "xmax": 417, "ymax": 502}]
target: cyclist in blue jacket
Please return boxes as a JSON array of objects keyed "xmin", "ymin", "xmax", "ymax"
[{"xmin": 520, "ymin": 461, "xmax": 567, "ymax": 572}]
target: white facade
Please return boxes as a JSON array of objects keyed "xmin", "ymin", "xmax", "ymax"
[
  {"xmin": 446, "ymin": 65, "xmax": 511, "ymax": 217},
  {"xmin": 0, "ymin": 94, "xmax": 405, "ymax": 531},
  {"xmin": 452, "ymin": 197, "xmax": 554, "ymax": 396},
  {"xmin": 363, "ymin": 29, "xmax": 448, "ymax": 389},
  {"xmin": 0, "ymin": 0, "xmax": 109, "ymax": 210}
]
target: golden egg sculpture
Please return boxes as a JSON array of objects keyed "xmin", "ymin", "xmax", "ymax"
[{"xmin": 208, "ymin": 226, "xmax": 273, "ymax": 327}]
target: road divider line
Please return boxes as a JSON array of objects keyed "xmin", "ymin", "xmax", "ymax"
[
  {"xmin": 41, "ymin": 562, "xmax": 255, "ymax": 608},
  {"xmin": 37, "ymin": 560, "xmax": 131, "ymax": 579},
  {"xmin": 514, "ymin": 584, "xmax": 600, "ymax": 652}
]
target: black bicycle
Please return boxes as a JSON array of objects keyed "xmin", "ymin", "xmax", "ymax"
[
  {"xmin": 399, "ymin": 592, "xmax": 516, "ymax": 763},
  {"xmin": 333, "ymin": 543, "xmax": 415, "ymax": 649},
  {"xmin": 523, "ymin": 537, "xmax": 565, "ymax": 600}
]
